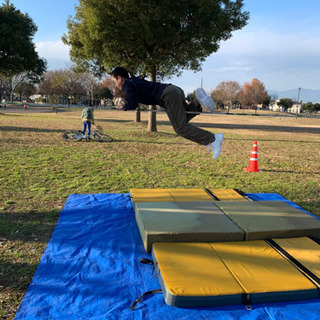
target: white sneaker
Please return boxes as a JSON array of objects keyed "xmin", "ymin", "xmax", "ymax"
[
  {"xmin": 195, "ymin": 88, "xmax": 215, "ymax": 112},
  {"xmin": 207, "ymin": 133, "xmax": 223, "ymax": 160}
]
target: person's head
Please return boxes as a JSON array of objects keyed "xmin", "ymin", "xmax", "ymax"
[{"xmin": 111, "ymin": 67, "xmax": 129, "ymax": 90}]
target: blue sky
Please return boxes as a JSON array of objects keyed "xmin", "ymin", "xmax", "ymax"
[{"xmin": 7, "ymin": 0, "xmax": 320, "ymax": 93}]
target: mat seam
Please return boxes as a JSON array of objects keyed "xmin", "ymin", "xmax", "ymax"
[
  {"xmin": 209, "ymin": 243, "xmax": 251, "ymax": 305},
  {"xmin": 265, "ymin": 239, "xmax": 320, "ymax": 291}
]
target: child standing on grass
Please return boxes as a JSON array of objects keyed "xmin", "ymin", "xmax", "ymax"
[
  {"xmin": 81, "ymin": 103, "xmax": 95, "ymax": 139},
  {"xmin": 111, "ymin": 67, "xmax": 223, "ymax": 160}
]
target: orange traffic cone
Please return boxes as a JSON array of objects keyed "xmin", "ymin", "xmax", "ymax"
[{"xmin": 243, "ymin": 140, "xmax": 261, "ymax": 172}]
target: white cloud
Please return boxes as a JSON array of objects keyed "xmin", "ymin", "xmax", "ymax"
[
  {"xmin": 171, "ymin": 27, "xmax": 320, "ymax": 92},
  {"xmin": 218, "ymin": 28, "xmax": 320, "ymax": 56},
  {"xmin": 35, "ymin": 40, "xmax": 71, "ymax": 69},
  {"xmin": 34, "ymin": 29, "xmax": 320, "ymax": 91},
  {"xmin": 217, "ymin": 66, "xmax": 253, "ymax": 72},
  {"xmin": 214, "ymin": 28, "xmax": 320, "ymax": 74}
]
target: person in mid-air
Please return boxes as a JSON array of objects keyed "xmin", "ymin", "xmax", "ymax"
[{"xmin": 111, "ymin": 67, "xmax": 223, "ymax": 159}]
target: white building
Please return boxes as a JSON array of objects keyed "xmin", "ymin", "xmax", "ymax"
[
  {"xmin": 268, "ymin": 100, "xmax": 285, "ymax": 112},
  {"xmin": 287, "ymin": 104, "xmax": 303, "ymax": 114}
]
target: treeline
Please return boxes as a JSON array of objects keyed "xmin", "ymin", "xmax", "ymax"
[
  {"xmin": 210, "ymin": 78, "xmax": 269, "ymax": 112},
  {"xmin": 3, "ymin": 70, "xmax": 320, "ymax": 114},
  {"xmin": 37, "ymin": 70, "xmax": 115, "ymax": 105},
  {"xmin": 0, "ymin": 69, "xmax": 116, "ymax": 106},
  {"xmin": 192, "ymin": 78, "xmax": 318, "ymax": 113},
  {"xmin": 303, "ymin": 102, "xmax": 320, "ymax": 112}
]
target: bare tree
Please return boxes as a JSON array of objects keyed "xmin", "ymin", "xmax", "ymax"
[
  {"xmin": 38, "ymin": 70, "xmax": 86, "ymax": 105},
  {"xmin": 0, "ymin": 72, "xmax": 37, "ymax": 101},
  {"xmin": 15, "ymin": 81, "xmax": 37, "ymax": 101},
  {"xmin": 212, "ymin": 81, "xmax": 241, "ymax": 113},
  {"xmin": 80, "ymin": 72, "xmax": 100, "ymax": 105}
]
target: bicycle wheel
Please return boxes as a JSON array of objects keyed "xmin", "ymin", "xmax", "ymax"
[
  {"xmin": 62, "ymin": 130, "xmax": 83, "ymax": 142},
  {"xmin": 62, "ymin": 132, "xmax": 71, "ymax": 141},
  {"xmin": 71, "ymin": 131, "xmax": 84, "ymax": 142},
  {"xmin": 93, "ymin": 132, "xmax": 113, "ymax": 142}
]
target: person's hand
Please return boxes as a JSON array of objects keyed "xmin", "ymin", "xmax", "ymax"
[{"xmin": 116, "ymin": 104, "xmax": 123, "ymax": 110}]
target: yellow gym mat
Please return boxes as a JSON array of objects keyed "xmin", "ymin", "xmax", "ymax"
[
  {"xmin": 130, "ymin": 188, "xmax": 213, "ymax": 204},
  {"xmin": 209, "ymin": 189, "xmax": 248, "ymax": 201},
  {"xmin": 152, "ymin": 240, "xmax": 318, "ymax": 307},
  {"xmin": 152, "ymin": 242, "xmax": 245, "ymax": 307},
  {"xmin": 211, "ymin": 240, "xmax": 318, "ymax": 304},
  {"xmin": 273, "ymin": 237, "xmax": 320, "ymax": 280}
]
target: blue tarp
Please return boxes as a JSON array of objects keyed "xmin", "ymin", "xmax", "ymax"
[{"xmin": 15, "ymin": 193, "xmax": 320, "ymax": 320}]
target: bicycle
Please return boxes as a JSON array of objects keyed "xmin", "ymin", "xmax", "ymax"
[{"xmin": 62, "ymin": 125, "xmax": 113, "ymax": 142}]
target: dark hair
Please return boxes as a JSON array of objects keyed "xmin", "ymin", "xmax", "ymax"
[{"xmin": 111, "ymin": 67, "xmax": 129, "ymax": 79}]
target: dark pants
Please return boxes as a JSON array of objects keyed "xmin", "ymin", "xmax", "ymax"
[
  {"xmin": 160, "ymin": 85, "xmax": 215, "ymax": 145},
  {"xmin": 82, "ymin": 121, "xmax": 92, "ymax": 136}
]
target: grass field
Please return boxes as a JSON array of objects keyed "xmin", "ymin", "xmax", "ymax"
[{"xmin": 0, "ymin": 106, "xmax": 320, "ymax": 318}]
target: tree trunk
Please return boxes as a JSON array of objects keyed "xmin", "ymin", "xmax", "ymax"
[
  {"xmin": 147, "ymin": 68, "xmax": 157, "ymax": 132},
  {"xmin": 147, "ymin": 104, "xmax": 157, "ymax": 132},
  {"xmin": 135, "ymin": 109, "xmax": 141, "ymax": 122}
]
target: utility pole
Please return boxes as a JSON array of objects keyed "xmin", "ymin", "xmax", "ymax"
[
  {"xmin": 297, "ymin": 88, "xmax": 301, "ymax": 116},
  {"xmin": 297, "ymin": 87, "xmax": 301, "ymax": 103}
]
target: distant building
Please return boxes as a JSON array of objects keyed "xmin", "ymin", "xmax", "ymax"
[
  {"xmin": 101, "ymin": 98, "xmax": 113, "ymax": 107},
  {"xmin": 287, "ymin": 104, "xmax": 303, "ymax": 114},
  {"xmin": 29, "ymin": 94, "xmax": 42, "ymax": 102},
  {"xmin": 268, "ymin": 100, "xmax": 284, "ymax": 112},
  {"xmin": 268, "ymin": 99, "xmax": 303, "ymax": 114},
  {"xmin": 113, "ymin": 97, "xmax": 125, "ymax": 106}
]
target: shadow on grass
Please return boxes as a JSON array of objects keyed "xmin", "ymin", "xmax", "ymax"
[
  {"xmin": 0, "ymin": 210, "xmax": 60, "ymax": 243},
  {"xmin": 113, "ymin": 117, "xmax": 320, "ymax": 135},
  {"xmin": 137, "ymin": 118, "xmax": 320, "ymax": 135},
  {"xmin": 114, "ymin": 135, "xmax": 320, "ymax": 145},
  {"xmin": 1, "ymin": 106, "xmax": 69, "ymax": 113},
  {"xmin": 1, "ymin": 126, "xmax": 66, "ymax": 134},
  {"xmin": 104, "ymin": 118, "xmax": 320, "ymax": 135},
  {"xmin": 193, "ymin": 122, "xmax": 320, "ymax": 134},
  {"xmin": 0, "ymin": 262, "xmax": 39, "ymax": 290},
  {"xmin": 262, "ymin": 169, "xmax": 320, "ymax": 175},
  {"xmin": 229, "ymin": 138, "xmax": 320, "ymax": 144},
  {"xmin": 97, "ymin": 118, "xmax": 135, "ymax": 124},
  {"xmin": 0, "ymin": 210, "xmax": 60, "ymax": 292}
]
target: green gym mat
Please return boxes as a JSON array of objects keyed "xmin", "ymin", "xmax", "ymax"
[
  {"xmin": 214, "ymin": 201, "xmax": 320, "ymax": 240},
  {"xmin": 135, "ymin": 201, "xmax": 244, "ymax": 252}
]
